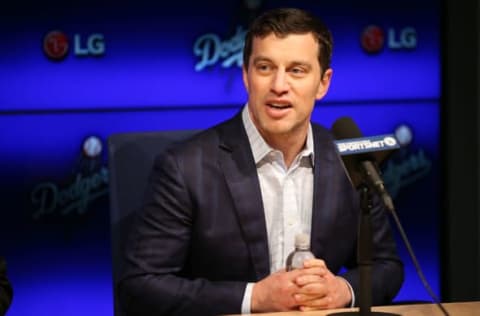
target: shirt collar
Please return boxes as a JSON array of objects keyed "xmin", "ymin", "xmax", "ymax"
[{"xmin": 241, "ymin": 105, "xmax": 315, "ymax": 166}]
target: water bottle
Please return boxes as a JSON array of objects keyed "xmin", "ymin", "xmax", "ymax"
[{"xmin": 286, "ymin": 233, "xmax": 315, "ymax": 271}]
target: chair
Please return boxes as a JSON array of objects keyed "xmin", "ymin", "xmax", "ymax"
[{"xmin": 108, "ymin": 129, "xmax": 199, "ymax": 316}]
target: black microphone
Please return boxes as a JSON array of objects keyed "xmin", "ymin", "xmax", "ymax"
[
  {"xmin": 332, "ymin": 116, "xmax": 395, "ymax": 212},
  {"xmin": 330, "ymin": 116, "xmax": 450, "ymax": 316}
]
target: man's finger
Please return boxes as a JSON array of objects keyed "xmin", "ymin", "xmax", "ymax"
[{"xmin": 303, "ymin": 258, "xmax": 327, "ymax": 268}]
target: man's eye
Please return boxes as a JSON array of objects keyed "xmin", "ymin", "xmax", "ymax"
[
  {"xmin": 291, "ymin": 67, "xmax": 306, "ymax": 74},
  {"xmin": 257, "ymin": 64, "xmax": 271, "ymax": 71}
]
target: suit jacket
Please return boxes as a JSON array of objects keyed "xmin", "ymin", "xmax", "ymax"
[
  {"xmin": 118, "ymin": 112, "xmax": 404, "ymax": 316},
  {"xmin": 0, "ymin": 257, "xmax": 13, "ymax": 315}
]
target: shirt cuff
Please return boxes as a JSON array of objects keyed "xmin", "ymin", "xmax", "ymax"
[
  {"xmin": 241, "ymin": 282, "xmax": 255, "ymax": 314},
  {"xmin": 337, "ymin": 276, "xmax": 355, "ymax": 307}
]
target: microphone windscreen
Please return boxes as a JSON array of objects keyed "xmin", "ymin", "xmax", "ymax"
[
  {"xmin": 332, "ymin": 117, "xmax": 363, "ymax": 140},
  {"xmin": 331, "ymin": 117, "xmax": 364, "ymax": 188}
]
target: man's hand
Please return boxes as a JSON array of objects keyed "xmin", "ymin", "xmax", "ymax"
[
  {"xmin": 293, "ymin": 259, "xmax": 352, "ymax": 311},
  {"xmin": 251, "ymin": 259, "xmax": 352, "ymax": 313},
  {"xmin": 251, "ymin": 269, "xmax": 303, "ymax": 312}
]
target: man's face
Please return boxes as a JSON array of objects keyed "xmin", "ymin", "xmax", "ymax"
[{"xmin": 243, "ymin": 33, "xmax": 332, "ymax": 141}]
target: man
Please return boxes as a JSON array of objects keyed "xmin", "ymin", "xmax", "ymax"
[
  {"xmin": 0, "ymin": 257, "xmax": 13, "ymax": 315},
  {"xmin": 119, "ymin": 7, "xmax": 404, "ymax": 315}
]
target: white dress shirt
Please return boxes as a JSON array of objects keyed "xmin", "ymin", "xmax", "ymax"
[
  {"xmin": 239, "ymin": 105, "xmax": 355, "ymax": 313},
  {"xmin": 241, "ymin": 105, "xmax": 314, "ymax": 312}
]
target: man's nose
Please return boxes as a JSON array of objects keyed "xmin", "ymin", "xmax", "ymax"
[{"xmin": 271, "ymin": 70, "xmax": 289, "ymax": 95}]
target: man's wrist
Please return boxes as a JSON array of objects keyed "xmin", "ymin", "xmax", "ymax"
[
  {"xmin": 251, "ymin": 281, "xmax": 261, "ymax": 312},
  {"xmin": 251, "ymin": 280, "xmax": 269, "ymax": 313},
  {"xmin": 336, "ymin": 276, "xmax": 355, "ymax": 307}
]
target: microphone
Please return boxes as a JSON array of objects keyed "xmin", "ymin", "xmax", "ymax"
[
  {"xmin": 330, "ymin": 116, "xmax": 450, "ymax": 316},
  {"xmin": 332, "ymin": 117, "xmax": 398, "ymax": 212}
]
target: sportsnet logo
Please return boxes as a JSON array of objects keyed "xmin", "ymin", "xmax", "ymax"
[{"xmin": 335, "ymin": 135, "xmax": 399, "ymax": 155}]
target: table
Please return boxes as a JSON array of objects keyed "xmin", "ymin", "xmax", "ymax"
[{"xmin": 225, "ymin": 301, "xmax": 480, "ymax": 316}]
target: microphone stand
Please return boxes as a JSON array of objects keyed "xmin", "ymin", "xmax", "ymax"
[{"xmin": 329, "ymin": 184, "xmax": 399, "ymax": 316}]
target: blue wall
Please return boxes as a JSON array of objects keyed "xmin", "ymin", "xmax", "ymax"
[{"xmin": 0, "ymin": 1, "xmax": 441, "ymax": 315}]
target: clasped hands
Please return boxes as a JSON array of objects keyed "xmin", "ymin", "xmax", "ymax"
[{"xmin": 251, "ymin": 258, "xmax": 352, "ymax": 312}]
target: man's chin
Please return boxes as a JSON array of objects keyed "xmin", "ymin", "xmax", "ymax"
[{"xmin": 262, "ymin": 124, "xmax": 296, "ymax": 137}]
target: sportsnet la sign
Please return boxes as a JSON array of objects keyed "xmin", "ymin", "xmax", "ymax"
[{"xmin": 335, "ymin": 135, "xmax": 399, "ymax": 155}]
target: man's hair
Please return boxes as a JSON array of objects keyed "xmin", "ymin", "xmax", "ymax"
[{"xmin": 243, "ymin": 7, "xmax": 333, "ymax": 76}]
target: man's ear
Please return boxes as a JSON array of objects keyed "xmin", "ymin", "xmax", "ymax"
[
  {"xmin": 242, "ymin": 66, "xmax": 249, "ymax": 92},
  {"xmin": 316, "ymin": 68, "xmax": 333, "ymax": 100}
]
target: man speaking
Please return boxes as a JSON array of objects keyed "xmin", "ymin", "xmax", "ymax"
[{"xmin": 118, "ymin": 7, "xmax": 404, "ymax": 316}]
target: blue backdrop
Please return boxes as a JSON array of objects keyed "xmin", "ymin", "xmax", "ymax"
[{"xmin": 0, "ymin": 1, "xmax": 440, "ymax": 315}]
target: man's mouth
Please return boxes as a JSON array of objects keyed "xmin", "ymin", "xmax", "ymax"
[{"xmin": 267, "ymin": 103, "xmax": 292, "ymax": 109}]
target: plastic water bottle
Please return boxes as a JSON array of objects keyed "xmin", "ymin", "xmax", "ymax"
[{"xmin": 286, "ymin": 233, "xmax": 315, "ymax": 271}]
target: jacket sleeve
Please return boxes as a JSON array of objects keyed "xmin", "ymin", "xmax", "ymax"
[
  {"xmin": 0, "ymin": 257, "xmax": 13, "ymax": 315},
  {"xmin": 117, "ymin": 149, "xmax": 247, "ymax": 316}
]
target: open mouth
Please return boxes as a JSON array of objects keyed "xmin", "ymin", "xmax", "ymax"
[{"xmin": 267, "ymin": 103, "xmax": 292, "ymax": 109}]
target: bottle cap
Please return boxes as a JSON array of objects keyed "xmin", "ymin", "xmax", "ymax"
[{"xmin": 295, "ymin": 233, "xmax": 310, "ymax": 248}]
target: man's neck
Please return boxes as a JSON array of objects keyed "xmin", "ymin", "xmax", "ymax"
[{"xmin": 263, "ymin": 129, "xmax": 308, "ymax": 168}]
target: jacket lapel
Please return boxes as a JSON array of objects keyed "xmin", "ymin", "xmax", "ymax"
[
  {"xmin": 216, "ymin": 114, "xmax": 270, "ymax": 280},
  {"xmin": 310, "ymin": 124, "xmax": 340, "ymax": 257}
]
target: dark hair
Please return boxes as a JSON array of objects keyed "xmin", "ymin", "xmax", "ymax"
[{"xmin": 243, "ymin": 7, "xmax": 333, "ymax": 75}]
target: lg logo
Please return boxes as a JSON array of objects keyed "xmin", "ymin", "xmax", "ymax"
[
  {"xmin": 43, "ymin": 30, "xmax": 105, "ymax": 61},
  {"xmin": 361, "ymin": 25, "xmax": 417, "ymax": 54}
]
